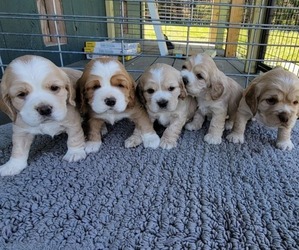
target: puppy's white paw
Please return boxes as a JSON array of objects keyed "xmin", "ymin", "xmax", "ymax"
[
  {"xmin": 225, "ymin": 120, "xmax": 234, "ymax": 130},
  {"xmin": 85, "ymin": 141, "xmax": 102, "ymax": 154},
  {"xmin": 276, "ymin": 140, "xmax": 294, "ymax": 151},
  {"xmin": 226, "ymin": 132, "xmax": 244, "ymax": 144},
  {"xmin": 101, "ymin": 124, "xmax": 108, "ymax": 136},
  {"xmin": 0, "ymin": 158, "xmax": 28, "ymax": 176},
  {"xmin": 185, "ymin": 121, "xmax": 202, "ymax": 131},
  {"xmin": 160, "ymin": 137, "xmax": 177, "ymax": 150},
  {"xmin": 63, "ymin": 147, "xmax": 86, "ymax": 162},
  {"xmin": 142, "ymin": 133, "xmax": 160, "ymax": 149},
  {"xmin": 204, "ymin": 133, "xmax": 222, "ymax": 145},
  {"xmin": 125, "ymin": 135, "xmax": 142, "ymax": 148}
]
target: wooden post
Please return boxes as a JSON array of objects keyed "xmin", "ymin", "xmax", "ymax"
[
  {"xmin": 210, "ymin": 0, "xmax": 230, "ymax": 50},
  {"xmin": 225, "ymin": 0, "xmax": 245, "ymax": 57},
  {"xmin": 105, "ymin": 0, "xmax": 115, "ymax": 39},
  {"xmin": 244, "ymin": 0, "xmax": 267, "ymax": 73}
]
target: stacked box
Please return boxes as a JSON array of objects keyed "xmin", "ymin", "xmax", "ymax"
[{"xmin": 84, "ymin": 40, "xmax": 141, "ymax": 60}]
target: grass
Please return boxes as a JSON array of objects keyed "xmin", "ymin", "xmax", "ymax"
[{"xmin": 144, "ymin": 24, "xmax": 299, "ymax": 64}]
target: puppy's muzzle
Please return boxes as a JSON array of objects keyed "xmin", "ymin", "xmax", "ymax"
[
  {"xmin": 157, "ymin": 99, "xmax": 168, "ymax": 109},
  {"xmin": 105, "ymin": 97, "xmax": 116, "ymax": 107},
  {"xmin": 182, "ymin": 76, "xmax": 189, "ymax": 85},
  {"xmin": 36, "ymin": 105, "xmax": 53, "ymax": 116},
  {"xmin": 278, "ymin": 112, "xmax": 289, "ymax": 123}
]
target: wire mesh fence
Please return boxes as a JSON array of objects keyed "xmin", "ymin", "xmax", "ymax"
[{"xmin": 0, "ymin": 0, "xmax": 298, "ymax": 83}]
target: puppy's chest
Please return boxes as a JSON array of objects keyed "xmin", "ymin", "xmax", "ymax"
[
  {"xmin": 153, "ymin": 113, "xmax": 173, "ymax": 127},
  {"xmin": 27, "ymin": 123, "xmax": 65, "ymax": 137},
  {"xmin": 197, "ymin": 98, "xmax": 218, "ymax": 115},
  {"xmin": 96, "ymin": 112, "xmax": 130, "ymax": 125}
]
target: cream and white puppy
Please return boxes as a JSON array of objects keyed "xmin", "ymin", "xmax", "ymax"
[
  {"xmin": 0, "ymin": 55, "xmax": 86, "ymax": 176},
  {"xmin": 137, "ymin": 63, "xmax": 198, "ymax": 149},
  {"xmin": 76, "ymin": 57, "xmax": 160, "ymax": 153},
  {"xmin": 181, "ymin": 53, "xmax": 243, "ymax": 144},
  {"xmin": 227, "ymin": 67, "xmax": 299, "ymax": 150}
]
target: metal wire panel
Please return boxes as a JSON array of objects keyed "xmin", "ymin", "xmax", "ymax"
[{"xmin": 0, "ymin": 0, "xmax": 298, "ymax": 85}]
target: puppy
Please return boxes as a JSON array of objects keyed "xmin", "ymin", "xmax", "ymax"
[
  {"xmin": 226, "ymin": 67, "xmax": 299, "ymax": 150},
  {"xmin": 181, "ymin": 53, "xmax": 243, "ymax": 144},
  {"xmin": 76, "ymin": 57, "xmax": 160, "ymax": 153},
  {"xmin": 0, "ymin": 55, "xmax": 86, "ymax": 176},
  {"xmin": 137, "ymin": 63, "xmax": 198, "ymax": 149}
]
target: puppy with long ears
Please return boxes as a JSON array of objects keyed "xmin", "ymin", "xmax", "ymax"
[
  {"xmin": 0, "ymin": 55, "xmax": 86, "ymax": 176},
  {"xmin": 181, "ymin": 53, "xmax": 243, "ymax": 144},
  {"xmin": 137, "ymin": 63, "xmax": 198, "ymax": 149},
  {"xmin": 76, "ymin": 57, "xmax": 160, "ymax": 153},
  {"xmin": 227, "ymin": 67, "xmax": 299, "ymax": 150}
]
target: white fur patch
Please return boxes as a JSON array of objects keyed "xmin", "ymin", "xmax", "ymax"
[
  {"xmin": 193, "ymin": 54, "xmax": 203, "ymax": 65},
  {"xmin": 90, "ymin": 60, "xmax": 120, "ymax": 86},
  {"xmin": 11, "ymin": 57, "xmax": 52, "ymax": 88},
  {"xmin": 150, "ymin": 68, "xmax": 163, "ymax": 89}
]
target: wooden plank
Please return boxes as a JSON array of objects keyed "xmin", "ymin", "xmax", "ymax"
[
  {"xmin": 105, "ymin": 0, "xmax": 115, "ymax": 39},
  {"xmin": 225, "ymin": 0, "xmax": 245, "ymax": 57}
]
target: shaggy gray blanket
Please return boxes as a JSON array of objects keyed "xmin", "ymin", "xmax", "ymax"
[{"xmin": 0, "ymin": 120, "xmax": 298, "ymax": 249}]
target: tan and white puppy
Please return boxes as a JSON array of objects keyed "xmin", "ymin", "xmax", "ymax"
[
  {"xmin": 227, "ymin": 67, "xmax": 299, "ymax": 150},
  {"xmin": 76, "ymin": 57, "xmax": 160, "ymax": 153},
  {"xmin": 181, "ymin": 53, "xmax": 243, "ymax": 144},
  {"xmin": 0, "ymin": 55, "xmax": 86, "ymax": 176},
  {"xmin": 137, "ymin": 63, "xmax": 198, "ymax": 149}
]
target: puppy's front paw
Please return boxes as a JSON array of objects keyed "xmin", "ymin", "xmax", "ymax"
[
  {"xmin": 204, "ymin": 133, "xmax": 222, "ymax": 145},
  {"xmin": 160, "ymin": 136, "xmax": 177, "ymax": 150},
  {"xmin": 63, "ymin": 147, "xmax": 86, "ymax": 162},
  {"xmin": 276, "ymin": 140, "xmax": 294, "ymax": 151},
  {"xmin": 142, "ymin": 133, "xmax": 160, "ymax": 149},
  {"xmin": 185, "ymin": 121, "xmax": 202, "ymax": 131},
  {"xmin": 225, "ymin": 120, "xmax": 234, "ymax": 130},
  {"xmin": 226, "ymin": 132, "xmax": 244, "ymax": 144},
  {"xmin": 101, "ymin": 124, "xmax": 108, "ymax": 136},
  {"xmin": 0, "ymin": 158, "xmax": 28, "ymax": 176},
  {"xmin": 125, "ymin": 135, "xmax": 142, "ymax": 148},
  {"xmin": 85, "ymin": 141, "xmax": 102, "ymax": 154}
]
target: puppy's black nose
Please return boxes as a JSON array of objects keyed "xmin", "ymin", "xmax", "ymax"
[
  {"xmin": 36, "ymin": 105, "xmax": 52, "ymax": 116},
  {"xmin": 278, "ymin": 112, "xmax": 289, "ymax": 123},
  {"xmin": 182, "ymin": 76, "xmax": 189, "ymax": 85},
  {"xmin": 105, "ymin": 97, "xmax": 116, "ymax": 107},
  {"xmin": 157, "ymin": 99, "xmax": 168, "ymax": 108}
]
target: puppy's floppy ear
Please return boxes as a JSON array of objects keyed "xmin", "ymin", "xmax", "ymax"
[
  {"xmin": 179, "ymin": 77, "xmax": 187, "ymax": 99},
  {"xmin": 0, "ymin": 93, "xmax": 17, "ymax": 121},
  {"xmin": 62, "ymin": 68, "xmax": 82, "ymax": 107},
  {"xmin": 0, "ymin": 74, "xmax": 17, "ymax": 121},
  {"xmin": 244, "ymin": 80, "xmax": 259, "ymax": 115},
  {"xmin": 75, "ymin": 77, "xmax": 89, "ymax": 115},
  {"xmin": 136, "ymin": 80, "xmax": 146, "ymax": 106},
  {"xmin": 209, "ymin": 72, "xmax": 224, "ymax": 100},
  {"xmin": 127, "ymin": 74, "xmax": 136, "ymax": 109}
]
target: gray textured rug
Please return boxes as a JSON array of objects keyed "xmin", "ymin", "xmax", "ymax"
[{"xmin": 0, "ymin": 119, "xmax": 298, "ymax": 249}]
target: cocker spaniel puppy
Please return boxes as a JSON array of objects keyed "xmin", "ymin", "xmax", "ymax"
[
  {"xmin": 181, "ymin": 53, "xmax": 243, "ymax": 144},
  {"xmin": 76, "ymin": 57, "xmax": 160, "ymax": 153},
  {"xmin": 0, "ymin": 55, "xmax": 86, "ymax": 176},
  {"xmin": 227, "ymin": 67, "xmax": 299, "ymax": 150},
  {"xmin": 137, "ymin": 63, "xmax": 198, "ymax": 149}
]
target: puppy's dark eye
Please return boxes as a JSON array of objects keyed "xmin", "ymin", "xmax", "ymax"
[
  {"xmin": 182, "ymin": 65, "xmax": 187, "ymax": 70},
  {"xmin": 266, "ymin": 97, "xmax": 278, "ymax": 105},
  {"xmin": 196, "ymin": 73, "xmax": 204, "ymax": 80},
  {"xmin": 168, "ymin": 86, "xmax": 175, "ymax": 91},
  {"xmin": 293, "ymin": 100, "xmax": 298, "ymax": 105},
  {"xmin": 93, "ymin": 84, "xmax": 101, "ymax": 90},
  {"xmin": 50, "ymin": 85, "xmax": 60, "ymax": 92},
  {"xmin": 17, "ymin": 92, "xmax": 27, "ymax": 99},
  {"xmin": 146, "ymin": 88, "xmax": 155, "ymax": 94},
  {"xmin": 118, "ymin": 83, "xmax": 124, "ymax": 88}
]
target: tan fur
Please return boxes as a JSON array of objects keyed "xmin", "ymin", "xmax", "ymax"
[
  {"xmin": 181, "ymin": 53, "xmax": 244, "ymax": 144},
  {"xmin": 76, "ymin": 57, "xmax": 160, "ymax": 153},
  {"xmin": 0, "ymin": 55, "xmax": 86, "ymax": 176},
  {"xmin": 227, "ymin": 67, "xmax": 299, "ymax": 150},
  {"xmin": 138, "ymin": 63, "xmax": 198, "ymax": 149}
]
